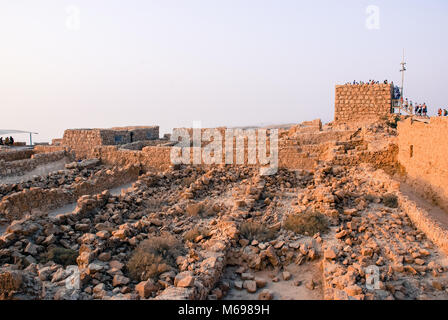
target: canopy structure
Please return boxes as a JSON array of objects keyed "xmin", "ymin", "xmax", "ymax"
[{"xmin": 0, "ymin": 130, "xmax": 38, "ymax": 146}]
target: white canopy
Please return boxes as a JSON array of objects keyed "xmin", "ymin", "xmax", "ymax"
[
  {"xmin": 0, "ymin": 130, "xmax": 38, "ymax": 135},
  {"xmin": 0, "ymin": 130, "xmax": 38, "ymax": 145}
]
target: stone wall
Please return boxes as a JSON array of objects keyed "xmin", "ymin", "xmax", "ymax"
[
  {"xmin": 0, "ymin": 149, "xmax": 34, "ymax": 162},
  {"xmin": 93, "ymin": 146, "xmax": 172, "ymax": 172},
  {"xmin": 0, "ymin": 151, "xmax": 71, "ymax": 178},
  {"xmin": 334, "ymin": 83, "xmax": 392, "ymax": 124},
  {"xmin": 0, "ymin": 164, "xmax": 140, "ymax": 221},
  {"xmin": 33, "ymin": 145, "xmax": 68, "ymax": 154},
  {"xmin": 62, "ymin": 129, "xmax": 104, "ymax": 159},
  {"xmin": 398, "ymin": 117, "xmax": 448, "ymax": 211},
  {"xmin": 61, "ymin": 126, "xmax": 159, "ymax": 159}
]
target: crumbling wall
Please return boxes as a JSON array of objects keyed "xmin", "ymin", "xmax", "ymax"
[
  {"xmin": 93, "ymin": 146, "xmax": 172, "ymax": 171},
  {"xmin": 0, "ymin": 151, "xmax": 71, "ymax": 178},
  {"xmin": 398, "ymin": 117, "xmax": 448, "ymax": 211},
  {"xmin": 0, "ymin": 150, "xmax": 34, "ymax": 162},
  {"xmin": 0, "ymin": 164, "xmax": 140, "ymax": 221},
  {"xmin": 334, "ymin": 84, "xmax": 392, "ymax": 124},
  {"xmin": 33, "ymin": 145, "xmax": 67, "ymax": 154},
  {"xmin": 92, "ymin": 123, "xmax": 356, "ymax": 172}
]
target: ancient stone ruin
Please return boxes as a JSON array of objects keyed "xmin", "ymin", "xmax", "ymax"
[
  {"xmin": 1, "ymin": 86, "xmax": 448, "ymax": 301},
  {"xmin": 334, "ymin": 83, "xmax": 393, "ymax": 125}
]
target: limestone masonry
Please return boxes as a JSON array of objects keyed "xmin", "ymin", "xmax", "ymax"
[
  {"xmin": 62, "ymin": 126, "xmax": 159, "ymax": 158},
  {"xmin": 334, "ymin": 83, "xmax": 393, "ymax": 124},
  {"xmin": 398, "ymin": 117, "xmax": 448, "ymax": 211}
]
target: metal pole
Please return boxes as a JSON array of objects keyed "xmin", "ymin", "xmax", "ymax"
[
  {"xmin": 30, "ymin": 133, "xmax": 33, "ymax": 146},
  {"xmin": 400, "ymin": 49, "xmax": 406, "ymax": 106}
]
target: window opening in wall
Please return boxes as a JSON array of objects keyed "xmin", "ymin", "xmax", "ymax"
[
  {"xmin": 114, "ymin": 135, "xmax": 123, "ymax": 144},
  {"xmin": 410, "ymin": 145, "xmax": 414, "ymax": 158}
]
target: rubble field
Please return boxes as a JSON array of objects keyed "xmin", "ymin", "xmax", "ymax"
[{"xmin": 1, "ymin": 121, "xmax": 448, "ymax": 300}]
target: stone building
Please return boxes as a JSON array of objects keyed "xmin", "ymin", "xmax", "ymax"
[
  {"xmin": 61, "ymin": 126, "xmax": 159, "ymax": 158},
  {"xmin": 334, "ymin": 83, "xmax": 393, "ymax": 124}
]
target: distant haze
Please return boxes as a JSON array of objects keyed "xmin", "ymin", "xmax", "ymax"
[{"xmin": 1, "ymin": 0, "xmax": 447, "ymax": 143}]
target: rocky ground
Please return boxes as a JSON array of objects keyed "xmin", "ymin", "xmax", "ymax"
[
  {"xmin": 0, "ymin": 159, "xmax": 102, "ymax": 199},
  {"xmin": 1, "ymin": 123, "xmax": 448, "ymax": 300}
]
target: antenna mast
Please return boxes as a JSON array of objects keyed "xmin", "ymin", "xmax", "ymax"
[{"xmin": 400, "ymin": 49, "xmax": 407, "ymax": 105}]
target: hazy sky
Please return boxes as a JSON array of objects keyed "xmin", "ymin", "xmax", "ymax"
[{"xmin": 1, "ymin": 0, "xmax": 447, "ymax": 142}]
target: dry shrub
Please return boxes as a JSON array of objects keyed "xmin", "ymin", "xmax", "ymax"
[
  {"xmin": 186, "ymin": 203, "xmax": 203, "ymax": 216},
  {"xmin": 382, "ymin": 193, "xmax": 398, "ymax": 208},
  {"xmin": 200, "ymin": 201, "xmax": 220, "ymax": 217},
  {"xmin": 40, "ymin": 247, "xmax": 78, "ymax": 266},
  {"xmin": 364, "ymin": 194, "xmax": 377, "ymax": 202},
  {"xmin": 146, "ymin": 198, "xmax": 164, "ymax": 211},
  {"xmin": 127, "ymin": 234, "xmax": 184, "ymax": 281},
  {"xmin": 239, "ymin": 221, "xmax": 276, "ymax": 242},
  {"xmin": 184, "ymin": 227, "xmax": 210, "ymax": 242},
  {"xmin": 181, "ymin": 176, "xmax": 196, "ymax": 187},
  {"xmin": 284, "ymin": 211, "xmax": 328, "ymax": 236}
]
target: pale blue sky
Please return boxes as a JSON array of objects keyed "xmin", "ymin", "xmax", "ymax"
[{"xmin": 1, "ymin": 0, "xmax": 447, "ymax": 142}]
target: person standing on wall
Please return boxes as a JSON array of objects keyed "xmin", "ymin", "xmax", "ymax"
[{"xmin": 423, "ymin": 104, "xmax": 428, "ymax": 117}]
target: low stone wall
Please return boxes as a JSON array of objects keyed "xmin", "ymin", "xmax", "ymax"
[
  {"xmin": 0, "ymin": 151, "xmax": 71, "ymax": 178},
  {"xmin": 0, "ymin": 164, "xmax": 140, "ymax": 221},
  {"xmin": 398, "ymin": 193, "xmax": 448, "ymax": 255},
  {"xmin": 365, "ymin": 167, "xmax": 448, "ymax": 255},
  {"xmin": 0, "ymin": 149, "xmax": 34, "ymax": 162},
  {"xmin": 330, "ymin": 142, "xmax": 399, "ymax": 175},
  {"xmin": 93, "ymin": 127, "xmax": 355, "ymax": 172},
  {"xmin": 93, "ymin": 146, "xmax": 172, "ymax": 172},
  {"xmin": 33, "ymin": 145, "xmax": 67, "ymax": 154},
  {"xmin": 119, "ymin": 140, "xmax": 167, "ymax": 151},
  {"xmin": 0, "ymin": 187, "xmax": 74, "ymax": 221}
]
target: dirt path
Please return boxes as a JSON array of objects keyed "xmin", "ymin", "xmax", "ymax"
[
  {"xmin": 223, "ymin": 262, "xmax": 323, "ymax": 300},
  {"xmin": 0, "ymin": 181, "xmax": 138, "ymax": 235},
  {"xmin": 0, "ymin": 158, "xmax": 72, "ymax": 185},
  {"xmin": 46, "ymin": 182, "xmax": 136, "ymax": 218},
  {"xmin": 400, "ymin": 182, "xmax": 448, "ymax": 228}
]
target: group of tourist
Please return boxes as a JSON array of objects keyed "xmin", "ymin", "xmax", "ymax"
[
  {"xmin": 402, "ymin": 99, "xmax": 429, "ymax": 117},
  {"xmin": 0, "ymin": 136, "xmax": 15, "ymax": 146},
  {"xmin": 344, "ymin": 79, "xmax": 390, "ymax": 85},
  {"xmin": 437, "ymin": 108, "xmax": 448, "ymax": 117}
]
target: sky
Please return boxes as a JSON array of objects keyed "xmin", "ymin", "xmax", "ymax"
[{"xmin": 1, "ymin": 0, "xmax": 447, "ymax": 143}]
